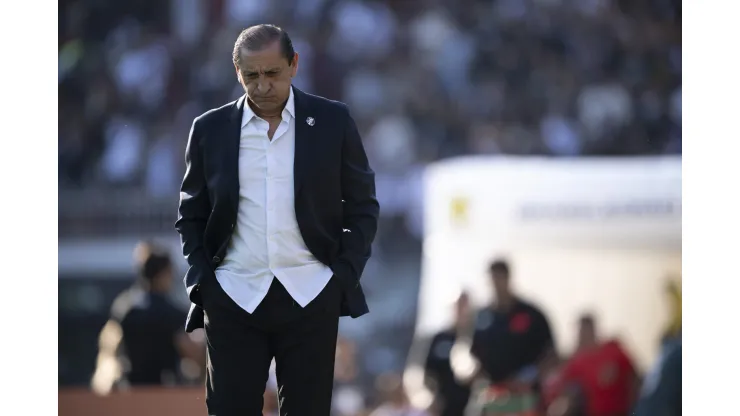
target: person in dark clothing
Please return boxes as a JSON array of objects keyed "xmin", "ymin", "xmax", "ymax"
[
  {"xmin": 633, "ymin": 339, "xmax": 681, "ymax": 416},
  {"xmin": 423, "ymin": 292, "xmax": 473, "ymax": 416},
  {"xmin": 469, "ymin": 259, "xmax": 555, "ymax": 385},
  {"xmin": 92, "ymin": 242, "xmax": 202, "ymax": 391}
]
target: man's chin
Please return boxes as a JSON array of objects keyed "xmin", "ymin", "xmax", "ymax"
[{"xmin": 251, "ymin": 100, "xmax": 279, "ymax": 111}]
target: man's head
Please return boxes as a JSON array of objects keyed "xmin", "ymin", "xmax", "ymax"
[
  {"xmin": 488, "ymin": 259, "xmax": 512, "ymax": 301},
  {"xmin": 232, "ymin": 24, "xmax": 298, "ymax": 113},
  {"xmin": 577, "ymin": 313, "xmax": 598, "ymax": 349},
  {"xmin": 133, "ymin": 241, "xmax": 174, "ymax": 292}
]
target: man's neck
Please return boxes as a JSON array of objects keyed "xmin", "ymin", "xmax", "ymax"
[
  {"xmin": 577, "ymin": 341, "xmax": 599, "ymax": 353},
  {"xmin": 495, "ymin": 296, "xmax": 516, "ymax": 312}
]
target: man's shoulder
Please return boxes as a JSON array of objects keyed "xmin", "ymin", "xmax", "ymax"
[
  {"xmin": 194, "ymin": 99, "xmax": 239, "ymax": 126},
  {"xmin": 299, "ymin": 89, "xmax": 350, "ymax": 115}
]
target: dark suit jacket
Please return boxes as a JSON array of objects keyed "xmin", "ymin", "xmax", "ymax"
[{"xmin": 175, "ymin": 87, "xmax": 379, "ymax": 332}]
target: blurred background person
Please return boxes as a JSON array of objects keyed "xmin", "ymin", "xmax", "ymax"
[
  {"xmin": 451, "ymin": 259, "xmax": 554, "ymax": 415},
  {"xmin": 422, "ymin": 291, "xmax": 473, "ymax": 416},
  {"xmin": 91, "ymin": 241, "xmax": 204, "ymax": 394},
  {"xmin": 633, "ymin": 338, "xmax": 681, "ymax": 416},
  {"xmin": 632, "ymin": 280, "xmax": 681, "ymax": 416},
  {"xmin": 549, "ymin": 314, "xmax": 638, "ymax": 416},
  {"xmin": 468, "ymin": 259, "xmax": 555, "ymax": 386}
]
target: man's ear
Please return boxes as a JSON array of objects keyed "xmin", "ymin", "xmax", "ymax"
[{"xmin": 290, "ymin": 52, "xmax": 299, "ymax": 77}]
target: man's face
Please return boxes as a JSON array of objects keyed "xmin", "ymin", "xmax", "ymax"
[
  {"xmin": 236, "ymin": 41, "xmax": 298, "ymax": 113},
  {"xmin": 158, "ymin": 266, "xmax": 174, "ymax": 291},
  {"xmin": 578, "ymin": 321, "xmax": 596, "ymax": 347}
]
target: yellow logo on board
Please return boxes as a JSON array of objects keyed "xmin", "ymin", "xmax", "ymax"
[{"xmin": 450, "ymin": 197, "xmax": 469, "ymax": 225}]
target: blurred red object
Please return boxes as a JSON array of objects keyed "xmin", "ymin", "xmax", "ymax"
[{"xmin": 558, "ymin": 340, "xmax": 637, "ymax": 416}]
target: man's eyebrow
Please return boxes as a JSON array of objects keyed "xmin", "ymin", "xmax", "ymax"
[{"xmin": 242, "ymin": 67, "xmax": 282, "ymax": 74}]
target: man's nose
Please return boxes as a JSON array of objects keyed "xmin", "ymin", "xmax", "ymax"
[{"xmin": 257, "ymin": 79, "xmax": 270, "ymax": 94}]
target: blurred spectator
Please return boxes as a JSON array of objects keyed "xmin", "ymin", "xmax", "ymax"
[
  {"xmin": 369, "ymin": 372, "xmax": 430, "ymax": 416},
  {"xmin": 422, "ymin": 292, "xmax": 473, "ymax": 416},
  {"xmin": 633, "ymin": 338, "xmax": 681, "ymax": 416},
  {"xmin": 465, "ymin": 259, "xmax": 555, "ymax": 385},
  {"xmin": 629, "ymin": 278, "xmax": 681, "ymax": 416},
  {"xmin": 91, "ymin": 241, "xmax": 204, "ymax": 393},
  {"xmin": 550, "ymin": 314, "xmax": 638, "ymax": 416}
]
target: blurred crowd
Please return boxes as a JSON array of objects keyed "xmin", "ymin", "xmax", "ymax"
[
  {"xmin": 93, "ymin": 244, "xmax": 681, "ymax": 415},
  {"xmin": 59, "ymin": 0, "xmax": 681, "ymax": 225}
]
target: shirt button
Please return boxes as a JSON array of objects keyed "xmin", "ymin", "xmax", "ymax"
[{"xmin": 212, "ymin": 256, "xmax": 221, "ymax": 264}]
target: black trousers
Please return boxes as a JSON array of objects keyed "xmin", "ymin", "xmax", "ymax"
[{"xmin": 201, "ymin": 275, "xmax": 341, "ymax": 416}]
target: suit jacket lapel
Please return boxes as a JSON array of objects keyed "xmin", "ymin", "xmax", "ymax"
[
  {"xmin": 292, "ymin": 86, "xmax": 310, "ymax": 196},
  {"xmin": 226, "ymin": 95, "xmax": 245, "ymax": 215}
]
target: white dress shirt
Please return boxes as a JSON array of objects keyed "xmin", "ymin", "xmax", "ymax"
[{"xmin": 215, "ymin": 87, "xmax": 334, "ymax": 313}]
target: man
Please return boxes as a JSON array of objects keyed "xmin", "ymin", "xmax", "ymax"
[
  {"xmin": 467, "ymin": 259, "xmax": 555, "ymax": 385},
  {"xmin": 92, "ymin": 242, "xmax": 203, "ymax": 393},
  {"xmin": 175, "ymin": 24, "xmax": 379, "ymax": 415},
  {"xmin": 423, "ymin": 292, "xmax": 473, "ymax": 416},
  {"xmin": 554, "ymin": 314, "xmax": 638, "ymax": 416}
]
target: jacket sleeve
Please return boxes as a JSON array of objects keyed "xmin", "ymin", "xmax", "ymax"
[
  {"xmin": 330, "ymin": 105, "xmax": 380, "ymax": 286},
  {"xmin": 174, "ymin": 118, "xmax": 213, "ymax": 304}
]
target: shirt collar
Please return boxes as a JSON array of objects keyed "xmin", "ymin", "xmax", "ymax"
[{"xmin": 242, "ymin": 86, "xmax": 295, "ymax": 128}]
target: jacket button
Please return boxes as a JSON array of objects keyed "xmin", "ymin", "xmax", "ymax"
[{"xmin": 212, "ymin": 256, "xmax": 221, "ymax": 264}]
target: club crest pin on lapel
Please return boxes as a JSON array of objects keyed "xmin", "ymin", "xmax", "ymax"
[{"xmin": 306, "ymin": 117, "xmax": 315, "ymax": 126}]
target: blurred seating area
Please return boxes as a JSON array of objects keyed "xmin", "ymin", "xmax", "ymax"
[{"xmin": 59, "ymin": 0, "xmax": 681, "ymax": 238}]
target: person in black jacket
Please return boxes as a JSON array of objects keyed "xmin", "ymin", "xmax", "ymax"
[
  {"xmin": 469, "ymin": 259, "xmax": 555, "ymax": 384},
  {"xmin": 423, "ymin": 292, "xmax": 474, "ymax": 416},
  {"xmin": 175, "ymin": 24, "xmax": 378, "ymax": 415},
  {"xmin": 92, "ymin": 241, "xmax": 202, "ymax": 392}
]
